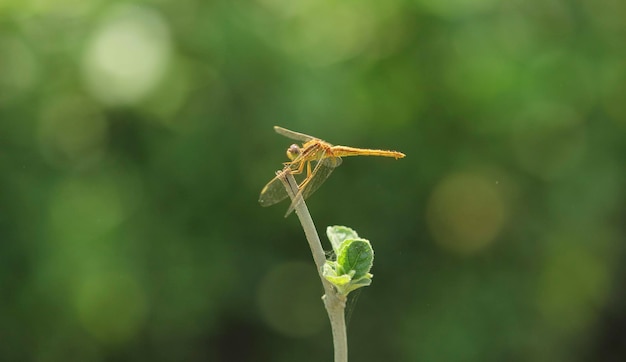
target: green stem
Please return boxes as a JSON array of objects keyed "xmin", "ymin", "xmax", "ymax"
[{"xmin": 278, "ymin": 169, "xmax": 348, "ymax": 362}]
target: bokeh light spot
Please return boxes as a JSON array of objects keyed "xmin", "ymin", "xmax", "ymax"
[
  {"xmin": 427, "ymin": 172, "xmax": 507, "ymax": 255},
  {"xmin": 257, "ymin": 261, "xmax": 326, "ymax": 337},
  {"xmin": 82, "ymin": 4, "xmax": 171, "ymax": 105},
  {"xmin": 259, "ymin": 0, "xmax": 393, "ymax": 67},
  {"xmin": 413, "ymin": 0, "xmax": 500, "ymax": 18},
  {"xmin": 38, "ymin": 94, "xmax": 107, "ymax": 169},
  {"xmin": 74, "ymin": 271, "xmax": 147, "ymax": 344},
  {"xmin": 537, "ymin": 235, "xmax": 610, "ymax": 332},
  {"xmin": 600, "ymin": 59, "xmax": 626, "ymax": 127},
  {"xmin": 446, "ymin": 25, "xmax": 515, "ymax": 104},
  {"xmin": 48, "ymin": 172, "xmax": 142, "ymax": 244},
  {"xmin": 0, "ymin": 35, "xmax": 38, "ymax": 103},
  {"xmin": 257, "ymin": 0, "xmax": 316, "ymax": 18},
  {"xmin": 283, "ymin": 6, "xmax": 374, "ymax": 66},
  {"xmin": 137, "ymin": 57, "xmax": 192, "ymax": 126}
]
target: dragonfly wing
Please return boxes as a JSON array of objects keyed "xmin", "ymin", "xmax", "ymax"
[
  {"xmin": 284, "ymin": 156, "xmax": 339, "ymax": 216},
  {"xmin": 274, "ymin": 126, "xmax": 318, "ymax": 142},
  {"xmin": 321, "ymin": 154, "xmax": 342, "ymax": 168},
  {"xmin": 300, "ymin": 160, "xmax": 336, "ymax": 200},
  {"xmin": 259, "ymin": 174, "xmax": 290, "ymax": 207}
]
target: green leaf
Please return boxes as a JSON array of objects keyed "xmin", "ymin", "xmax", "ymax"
[
  {"xmin": 341, "ymin": 276, "xmax": 372, "ymax": 295},
  {"xmin": 337, "ymin": 239, "xmax": 374, "ymax": 280},
  {"xmin": 322, "ymin": 262, "xmax": 351, "ymax": 286},
  {"xmin": 322, "ymin": 230, "xmax": 374, "ymax": 297},
  {"xmin": 326, "ymin": 225, "xmax": 359, "ymax": 253}
]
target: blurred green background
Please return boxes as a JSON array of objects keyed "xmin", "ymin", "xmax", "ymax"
[{"xmin": 1, "ymin": 0, "xmax": 625, "ymax": 361}]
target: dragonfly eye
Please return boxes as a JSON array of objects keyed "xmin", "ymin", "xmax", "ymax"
[{"xmin": 286, "ymin": 144, "xmax": 301, "ymax": 160}]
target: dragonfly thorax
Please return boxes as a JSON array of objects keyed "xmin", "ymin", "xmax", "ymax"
[{"xmin": 286, "ymin": 144, "xmax": 301, "ymax": 160}]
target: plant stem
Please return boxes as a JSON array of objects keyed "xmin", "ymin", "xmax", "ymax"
[{"xmin": 278, "ymin": 169, "xmax": 348, "ymax": 362}]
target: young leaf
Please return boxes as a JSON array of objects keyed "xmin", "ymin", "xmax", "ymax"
[
  {"xmin": 326, "ymin": 226, "xmax": 359, "ymax": 253},
  {"xmin": 323, "ymin": 235, "xmax": 374, "ymax": 297},
  {"xmin": 337, "ymin": 239, "xmax": 373, "ymax": 280}
]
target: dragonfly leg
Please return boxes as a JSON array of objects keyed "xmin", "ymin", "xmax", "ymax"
[{"xmin": 292, "ymin": 159, "xmax": 306, "ymax": 175}]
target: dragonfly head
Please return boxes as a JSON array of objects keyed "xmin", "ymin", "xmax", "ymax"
[{"xmin": 286, "ymin": 144, "xmax": 301, "ymax": 160}]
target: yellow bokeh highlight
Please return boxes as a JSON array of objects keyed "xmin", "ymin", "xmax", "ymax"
[
  {"xmin": 74, "ymin": 271, "xmax": 147, "ymax": 345},
  {"xmin": 82, "ymin": 4, "xmax": 171, "ymax": 105},
  {"xmin": 536, "ymin": 232, "xmax": 611, "ymax": 333},
  {"xmin": 427, "ymin": 171, "xmax": 508, "ymax": 254}
]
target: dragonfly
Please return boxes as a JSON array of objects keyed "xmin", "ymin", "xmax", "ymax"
[{"xmin": 259, "ymin": 126, "xmax": 405, "ymax": 215}]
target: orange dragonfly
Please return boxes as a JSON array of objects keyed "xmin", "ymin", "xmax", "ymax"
[{"xmin": 259, "ymin": 126, "xmax": 405, "ymax": 215}]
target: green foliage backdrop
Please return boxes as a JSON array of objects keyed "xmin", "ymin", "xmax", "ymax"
[{"xmin": 1, "ymin": 0, "xmax": 625, "ymax": 361}]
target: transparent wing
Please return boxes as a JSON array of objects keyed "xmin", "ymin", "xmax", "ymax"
[
  {"xmin": 300, "ymin": 156, "xmax": 342, "ymax": 200},
  {"xmin": 283, "ymin": 155, "xmax": 343, "ymax": 216},
  {"xmin": 274, "ymin": 126, "xmax": 319, "ymax": 142},
  {"xmin": 258, "ymin": 173, "xmax": 290, "ymax": 207}
]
